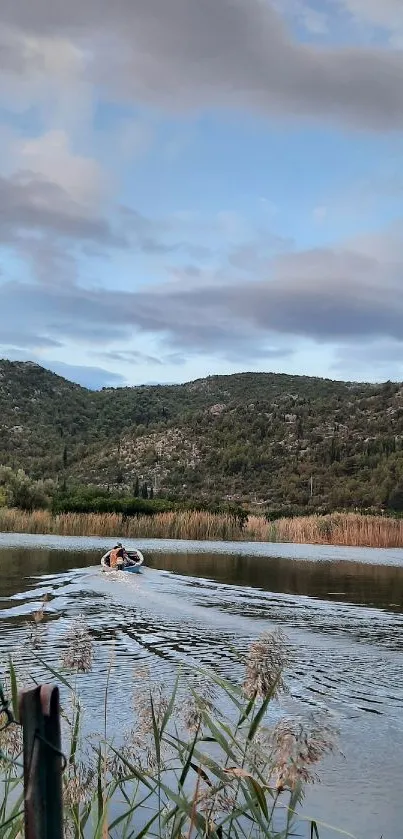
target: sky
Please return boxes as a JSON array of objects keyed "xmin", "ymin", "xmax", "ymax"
[{"xmin": 1, "ymin": 0, "xmax": 403, "ymax": 389}]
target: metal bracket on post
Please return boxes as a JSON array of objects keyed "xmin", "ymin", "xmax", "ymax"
[{"xmin": 19, "ymin": 685, "xmax": 65, "ymax": 839}]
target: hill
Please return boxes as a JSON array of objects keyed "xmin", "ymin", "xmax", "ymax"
[{"xmin": 1, "ymin": 360, "xmax": 403, "ymax": 511}]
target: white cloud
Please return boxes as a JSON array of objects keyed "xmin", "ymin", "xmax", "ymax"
[{"xmin": 14, "ymin": 130, "xmax": 108, "ymax": 209}]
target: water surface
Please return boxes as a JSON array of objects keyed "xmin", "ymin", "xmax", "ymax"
[{"xmin": 1, "ymin": 534, "xmax": 402, "ymax": 838}]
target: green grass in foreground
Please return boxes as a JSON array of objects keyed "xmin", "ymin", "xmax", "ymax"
[{"xmin": 0, "ymin": 624, "xmax": 348, "ymax": 839}]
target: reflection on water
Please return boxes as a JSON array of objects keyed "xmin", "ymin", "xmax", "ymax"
[
  {"xmin": 3, "ymin": 543, "xmax": 403, "ymax": 610},
  {"xmin": 1, "ymin": 536, "xmax": 403, "ymax": 839},
  {"xmin": 147, "ymin": 550, "xmax": 403, "ymax": 611}
]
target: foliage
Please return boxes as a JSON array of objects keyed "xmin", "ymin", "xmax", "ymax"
[
  {"xmin": 2, "ymin": 360, "xmax": 403, "ymax": 511},
  {"xmin": 387, "ymin": 484, "xmax": 403, "ymax": 512},
  {"xmin": 0, "ymin": 466, "xmax": 53, "ymax": 511},
  {"xmin": 0, "ymin": 631, "xmax": 340, "ymax": 838},
  {"xmin": 52, "ymin": 486, "xmax": 171, "ymax": 517}
]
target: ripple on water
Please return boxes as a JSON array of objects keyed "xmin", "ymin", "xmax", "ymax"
[{"xmin": 1, "ymin": 542, "xmax": 403, "ymax": 839}]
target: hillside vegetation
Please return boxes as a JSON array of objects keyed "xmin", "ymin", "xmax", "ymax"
[{"xmin": 1, "ymin": 360, "xmax": 403, "ymax": 512}]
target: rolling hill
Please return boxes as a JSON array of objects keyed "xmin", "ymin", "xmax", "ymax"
[{"xmin": 1, "ymin": 359, "xmax": 403, "ymax": 510}]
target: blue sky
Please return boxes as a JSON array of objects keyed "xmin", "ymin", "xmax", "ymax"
[{"xmin": 1, "ymin": 0, "xmax": 403, "ymax": 388}]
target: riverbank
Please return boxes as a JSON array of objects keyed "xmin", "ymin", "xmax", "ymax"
[{"xmin": 0, "ymin": 507, "xmax": 402, "ymax": 547}]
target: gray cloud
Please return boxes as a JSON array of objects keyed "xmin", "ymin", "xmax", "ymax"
[
  {"xmin": 339, "ymin": 0, "xmax": 403, "ymax": 39},
  {"xmin": 100, "ymin": 349, "xmax": 165, "ymax": 366},
  {"xmin": 0, "ymin": 332, "xmax": 62, "ymax": 350},
  {"xmin": 119, "ymin": 207, "xmax": 204, "ymax": 257},
  {"xmin": 0, "ymin": 172, "xmax": 122, "ymax": 246},
  {"xmin": 3, "ymin": 228, "xmax": 402, "ymax": 364},
  {"xmin": 333, "ymin": 339, "xmax": 403, "ymax": 380},
  {"xmin": 100, "ymin": 349, "xmax": 189, "ymax": 367},
  {"xmin": 1, "ymin": 348, "xmax": 127, "ymax": 388},
  {"xmin": 2, "ymin": 0, "xmax": 403, "ymax": 128},
  {"xmin": 45, "ymin": 360, "xmax": 127, "ymax": 389},
  {"xmin": 0, "ymin": 171, "xmax": 208, "ymax": 285}
]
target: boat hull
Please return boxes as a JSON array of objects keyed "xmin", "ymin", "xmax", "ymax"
[{"xmin": 100, "ymin": 549, "xmax": 145, "ymax": 573}]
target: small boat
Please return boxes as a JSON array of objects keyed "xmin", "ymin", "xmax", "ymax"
[
  {"xmin": 123, "ymin": 551, "xmax": 144, "ymax": 574},
  {"xmin": 100, "ymin": 549, "xmax": 145, "ymax": 573},
  {"xmin": 123, "ymin": 564, "xmax": 142, "ymax": 574}
]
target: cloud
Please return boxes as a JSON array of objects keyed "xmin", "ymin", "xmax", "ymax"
[
  {"xmin": 333, "ymin": 339, "xmax": 403, "ymax": 380},
  {"xmin": 0, "ymin": 172, "xmax": 120, "ymax": 246},
  {"xmin": 0, "ymin": 133, "xmax": 205, "ymax": 284},
  {"xmin": 0, "ymin": 273, "xmax": 294, "ymax": 363},
  {"xmin": 0, "ymin": 332, "xmax": 62, "ymax": 350},
  {"xmin": 275, "ymin": 1, "xmax": 330, "ymax": 36},
  {"xmin": 1, "ymin": 347, "xmax": 127, "ymax": 389},
  {"xmin": 299, "ymin": 6, "xmax": 329, "ymax": 35},
  {"xmin": 0, "ymin": 118, "xmax": 226, "ymax": 283},
  {"xmin": 99, "ymin": 349, "xmax": 188, "ymax": 368},
  {"xmin": 339, "ymin": 0, "xmax": 403, "ymax": 38},
  {"xmin": 13, "ymin": 130, "xmax": 108, "ymax": 208},
  {"xmin": 100, "ymin": 349, "xmax": 165, "ymax": 366},
  {"xmin": 45, "ymin": 360, "xmax": 127, "ymax": 389},
  {"xmin": 0, "ymin": 127, "xmax": 125, "ymax": 281},
  {"xmin": 0, "ymin": 25, "xmax": 91, "ymax": 129},
  {"xmin": 3, "ymin": 215, "xmax": 402, "ymax": 365},
  {"xmin": 2, "ymin": 0, "xmax": 403, "ymax": 129}
]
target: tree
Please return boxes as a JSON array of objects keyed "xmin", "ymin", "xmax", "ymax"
[
  {"xmin": 149, "ymin": 485, "xmax": 154, "ymax": 500},
  {"xmin": 133, "ymin": 477, "xmax": 140, "ymax": 497},
  {"xmin": 141, "ymin": 482, "xmax": 149, "ymax": 499},
  {"xmin": 387, "ymin": 484, "xmax": 403, "ymax": 512},
  {"xmin": 0, "ymin": 467, "xmax": 52, "ymax": 510}
]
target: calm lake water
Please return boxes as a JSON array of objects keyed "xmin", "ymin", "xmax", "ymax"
[{"xmin": 1, "ymin": 533, "xmax": 403, "ymax": 838}]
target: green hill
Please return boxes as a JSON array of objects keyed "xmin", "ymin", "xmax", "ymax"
[{"xmin": 1, "ymin": 359, "xmax": 403, "ymax": 511}]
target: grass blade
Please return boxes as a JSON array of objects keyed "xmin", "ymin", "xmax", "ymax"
[
  {"xmin": 160, "ymin": 671, "xmax": 180, "ymax": 738},
  {"xmin": 7, "ymin": 657, "xmax": 19, "ymax": 724}
]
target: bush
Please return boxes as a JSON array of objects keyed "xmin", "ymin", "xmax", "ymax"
[
  {"xmin": 0, "ymin": 466, "xmax": 53, "ymax": 510},
  {"xmin": 52, "ymin": 488, "xmax": 172, "ymax": 517},
  {"xmin": 387, "ymin": 485, "xmax": 403, "ymax": 513}
]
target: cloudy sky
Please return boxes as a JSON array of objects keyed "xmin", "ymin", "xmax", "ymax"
[{"xmin": 1, "ymin": 0, "xmax": 403, "ymax": 388}]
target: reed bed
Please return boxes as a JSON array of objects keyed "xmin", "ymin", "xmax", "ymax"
[
  {"xmin": 273, "ymin": 512, "xmax": 403, "ymax": 549},
  {"xmin": 0, "ymin": 630, "xmax": 338, "ymax": 838},
  {"xmin": 0, "ymin": 507, "xmax": 402, "ymax": 547}
]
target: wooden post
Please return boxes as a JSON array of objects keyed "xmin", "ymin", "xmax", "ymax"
[{"xmin": 19, "ymin": 685, "xmax": 64, "ymax": 839}]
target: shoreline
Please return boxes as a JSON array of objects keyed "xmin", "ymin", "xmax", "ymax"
[{"xmin": 0, "ymin": 507, "xmax": 402, "ymax": 549}]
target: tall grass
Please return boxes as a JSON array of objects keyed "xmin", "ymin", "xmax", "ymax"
[
  {"xmin": 0, "ymin": 631, "xmax": 341, "ymax": 838},
  {"xmin": 0, "ymin": 507, "xmax": 402, "ymax": 547},
  {"xmin": 273, "ymin": 512, "xmax": 403, "ymax": 549}
]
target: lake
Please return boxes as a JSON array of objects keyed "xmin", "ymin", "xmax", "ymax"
[{"xmin": 1, "ymin": 533, "xmax": 403, "ymax": 838}]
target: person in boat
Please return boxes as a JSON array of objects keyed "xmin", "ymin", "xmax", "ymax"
[
  {"xmin": 101, "ymin": 543, "xmax": 138, "ymax": 570},
  {"xmin": 101, "ymin": 543, "xmax": 129, "ymax": 570}
]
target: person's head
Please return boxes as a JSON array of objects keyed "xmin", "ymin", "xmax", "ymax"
[{"xmin": 114, "ymin": 542, "xmax": 123, "ymax": 549}]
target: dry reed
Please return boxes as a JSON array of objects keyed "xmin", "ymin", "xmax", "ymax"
[
  {"xmin": 1, "ymin": 632, "xmax": 337, "ymax": 839},
  {"xmin": 0, "ymin": 506, "xmax": 402, "ymax": 547},
  {"xmin": 243, "ymin": 630, "xmax": 290, "ymax": 700},
  {"xmin": 272, "ymin": 512, "xmax": 403, "ymax": 549}
]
